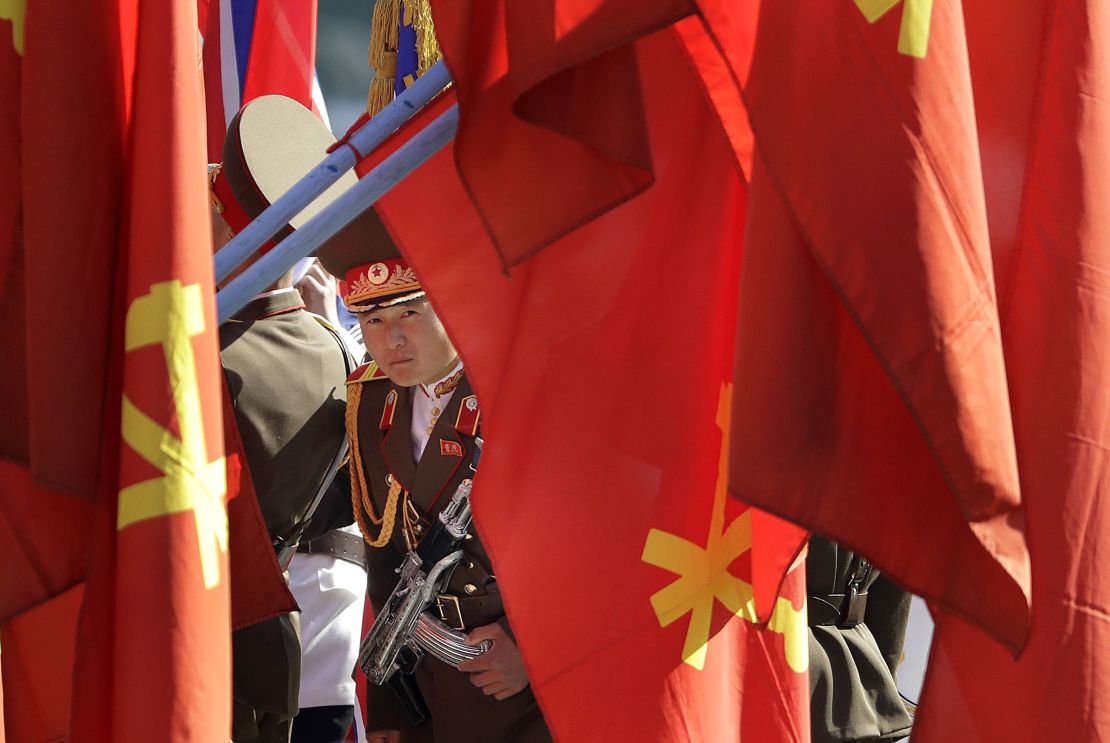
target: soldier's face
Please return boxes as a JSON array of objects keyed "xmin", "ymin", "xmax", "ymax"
[{"xmin": 358, "ymin": 298, "xmax": 459, "ymax": 387}]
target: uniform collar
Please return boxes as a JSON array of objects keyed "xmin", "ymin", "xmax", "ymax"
[
  {"xmin": 232, "ymin": 288, "xmax": 305, "ymax": 323},
  {"xmin": 418, "ymin": 361, "xmax": 464, "ymax": 401}
]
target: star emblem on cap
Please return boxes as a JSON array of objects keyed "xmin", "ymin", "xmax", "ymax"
[{"xmin": 369, "ymin": 262, "xmax": 389, "ymax": 285}]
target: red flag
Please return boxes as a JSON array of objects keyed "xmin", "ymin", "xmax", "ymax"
[
  {"xmin": 367, "ymin": 9, "xmax": 810, "ymax": 739},
  {"xmin": 1, "ymin": 4, "xmax": 130, "ymax": 738},
  {"xmin": 0, "ymin": 0, "xmax": 122, "ymax": 624},
  {"xmin": 432, "ymin": 0, "xmax": 693, "ymax": 264},
  {"xmin": 708, "ymin": 0, "xmax": 1032, "ymax": 649},
  {"xmin": 63, "ymin": 0, "xmax": 231, "ymax": 739},
  {"xmin": 913, "ymin": 2, "xmax": 1110, "ymax": 739},
  {"xmin": 201, "ymin": 0, "xmax": 321, "ymax": 161},
  {"xmin": 0, "ymin": 587, "xmax": 83, "ymax": 742}
]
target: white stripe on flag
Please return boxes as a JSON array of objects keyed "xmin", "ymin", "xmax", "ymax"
[
  {"xmin": 219, "ymin": 0, "xmax": 241, "ymax": 127},
  {"xmin": 312, "ymin": 72, "xmax": 331, "ymax": 131}
]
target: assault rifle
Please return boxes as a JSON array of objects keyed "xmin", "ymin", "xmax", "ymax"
[{"xmin": 357, "ymin": 439, "xmax": 490, "ymax": 723}]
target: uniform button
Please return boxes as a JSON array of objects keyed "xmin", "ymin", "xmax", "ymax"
[
  {"xmin": 427, "ymin": 426, "xmax": 434, "ymax": 434},
  {"xmin": 466, "ymin": 561, "xmax": 475, "ymax": 569},
  {"xmin": 463, "ymin": 583, "xmax": 478, "ymax": 595},
  {"xmin": 414, "ymin": 524, "xmax": 424, "ymax": 535},
  {"xmin": 432, "ymin": 407, "xmax": 441, "ymax": 416}
]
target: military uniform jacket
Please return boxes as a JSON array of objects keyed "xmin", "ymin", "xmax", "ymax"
[
  {"xmin": 220, "ymin": 289, "xmax": 352, "ymax": 545},
  {"xmin": 807, "ymin": 537, "xmax": 914, "ymax": 743},
  {"xmin": 220, "ymin": 289, "xmax": 352, "ymax": 723},
  {"xmin": 349, "ymin": 364, "xmax": 550, "ymax": 743}
]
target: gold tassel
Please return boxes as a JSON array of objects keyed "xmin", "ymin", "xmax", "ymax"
[
  {"xmin": 410, "ymin": 0, "xmax": 442, "ymax": 77},
  {"xmin": 366, "ymin": 0, "xmax": 401, "ymax": 116}
]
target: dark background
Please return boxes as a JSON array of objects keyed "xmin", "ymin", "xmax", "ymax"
[{"xmin": 317, "ymin": 0, "xmax": 378, "ymax": 136}]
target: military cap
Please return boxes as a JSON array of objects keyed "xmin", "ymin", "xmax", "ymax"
[
  {"xmin": 314, "ymin": 207, "xmax": 425, "ymax": 313},
  {"xmin": 208, "ymin": 94, "xmax": 358, "ymax": 250}
]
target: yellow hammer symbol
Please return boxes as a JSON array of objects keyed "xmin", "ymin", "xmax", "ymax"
[
  {"xmin": 641, "ymin": 385, "xmax": 807, "ymax": 672},
  {"xmin": 0, "ymin": 0, "xmax": 26, "ymax": 56},
  {"xmin": 118, "ymin": 280, "xmax": 228, "ymax": 590},
  {"xmin": 855, "ymin": 0, "xmax": 934, "ymax": 58}
]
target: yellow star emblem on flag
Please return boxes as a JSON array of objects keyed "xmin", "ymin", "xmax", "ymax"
[
  {"xmin": 856, "ymin": 0, "xmax": 934, "ymax": 58},
  {"xmin": 641, "ymin": 384, "xmax": 807, "ymax": 672},
  {"xmin": 0, "ymin": 0, "xmax": 25, "ymax": 55}
]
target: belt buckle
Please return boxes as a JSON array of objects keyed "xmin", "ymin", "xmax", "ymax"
[{"xmin": 434, "ymin": 594, "xmax": 466, "ymax": 631}]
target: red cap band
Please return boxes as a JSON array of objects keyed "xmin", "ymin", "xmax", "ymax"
[{"xmin": 339, "ymin": 258, "xmax": 422, "ymax": 309}]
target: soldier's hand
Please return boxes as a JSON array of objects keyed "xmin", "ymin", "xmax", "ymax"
[
  {"xmin": 458, "ymin": 622, "xmax": 529, "ymax": 700},
  {"xmin": 365, "ymin": 731, "xmax": 400, "ymax": 743},
  {"xmin": 294, "ymin": 259, "xmax": 341, "ymax": 324}
]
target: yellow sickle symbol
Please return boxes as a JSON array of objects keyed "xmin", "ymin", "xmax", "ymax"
[
  {"xmin": 118, "ymin": 280, "xmax": 228, "ymax": 590},
  {"xmin": 641, "ymin": 385, "xmax": 807, "ymax": 672},
  {"xmin": 856, "ymin": 0, "xmax": 934, "ymax": 58},
  {"xmin": 0, "ymin": 0, "xmax": 25, "ymax": 56}
]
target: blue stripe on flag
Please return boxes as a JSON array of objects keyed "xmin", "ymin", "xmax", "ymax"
[
  {"xmin": 230, "ymin": 0, "xmax": 257, "ymax": 91},
  {"xmin": 395, "ymin": 1, "xmax": 419, "ymax": 95}
]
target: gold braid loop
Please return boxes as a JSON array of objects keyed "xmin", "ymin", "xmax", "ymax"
[
  {"xmin": 346, "ymin": 380, "xmax": 402, "ymax": 548},
  {"xmin": 364, "ymin": 475, "xmax": 402, "ymax": 548}
]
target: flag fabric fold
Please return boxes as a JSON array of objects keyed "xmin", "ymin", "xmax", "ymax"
[
  {"xmin": 719, "ymin": 0, "xmax": 1031, "ymax": 650},
  {"xmin": 430, "ymin": 0, "xmax": 697, "ymax": 265},
  {"xmin": 914, "ymin": 2, "xmax": 1110, "ymax": 739},
  {"xmin": 0, "ymin": 0, "xmax": 126, "ymax": 623}
]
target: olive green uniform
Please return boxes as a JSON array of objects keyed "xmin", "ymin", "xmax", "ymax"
[
  {"xmin": 221, "ymin": 289, "xmax": 352, "ymax": 743},
  {"xmin": 807, "ymin": 537, "xmax": 914, "ymax": 743}
]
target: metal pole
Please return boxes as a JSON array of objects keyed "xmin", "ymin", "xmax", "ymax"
[
  {"xmin": 213, "ymin": 60, "xmax": 453, "ymax": 284},
  {"xmin": 217, "ymin": 103, "xmax": 460, "ymax": 324}
]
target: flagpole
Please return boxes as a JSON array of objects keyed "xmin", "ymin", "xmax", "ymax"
[
  {"xmin": 216, "ymin": 103, "xmax": 460, "ymax": 324},
  {"xmin": 212, "ymin": 60, "xmax": 453, "ymax": 285}
]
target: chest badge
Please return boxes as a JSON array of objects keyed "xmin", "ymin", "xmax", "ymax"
[{"xmin": 440, "ymin": 440, "xmax": 463, "ymax": 457}]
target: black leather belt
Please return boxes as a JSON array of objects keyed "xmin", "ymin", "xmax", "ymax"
[
  {"xmin": 297, "ymin": 529, "xmax": 368, "ymax": 571},
  {"xmin": 433, "ymin": 584, "xmax": 504, "ymax": 631},
  {"xmin": 809, "ymin": 555, "xmax": 873, "ymax": 628}
]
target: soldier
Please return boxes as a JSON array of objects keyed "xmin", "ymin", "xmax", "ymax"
[
  {"xmin": 807, "ymin": 537, "xmax": 914, "ymax": 742},
  {"xmin": 289, "ymin": 261, "xmax": 370, "ymax": 743},
  {"xmin": 318, "ymin": 216, "xmax": 552, "ymax": 743},
  {"xmin": 211, "ymin": 96, "xmax": 357, "ymax": 743}
]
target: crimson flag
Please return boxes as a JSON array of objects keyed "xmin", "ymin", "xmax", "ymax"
[
  {"xmin": 68, "ymin": 0, "xmax": 230, "ymax": 739},
  {"xmin": 913, "ymin": 2, "xmax": 1110, "ymax": 739},
  {"xmin": 2, "ymin": 1, "xmax": 230, "ymax": 740},
  {"xmin": 365, "ymin": 9, "xmax": 811, "ymax": 740},
  {"xmin": 202, "ymin": 0, "xmax": 321, "ymax": 161},
  {"xmin": 717, "ymin": 0, "xmax": 1031, "ymax": 650},
  {"xmin": 0, "ymin": 587, "xmax": 83, "ymax": 742},
  {"xmin": 0, "ymin": 0, "xmax": 121, "ymax": 624}
]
